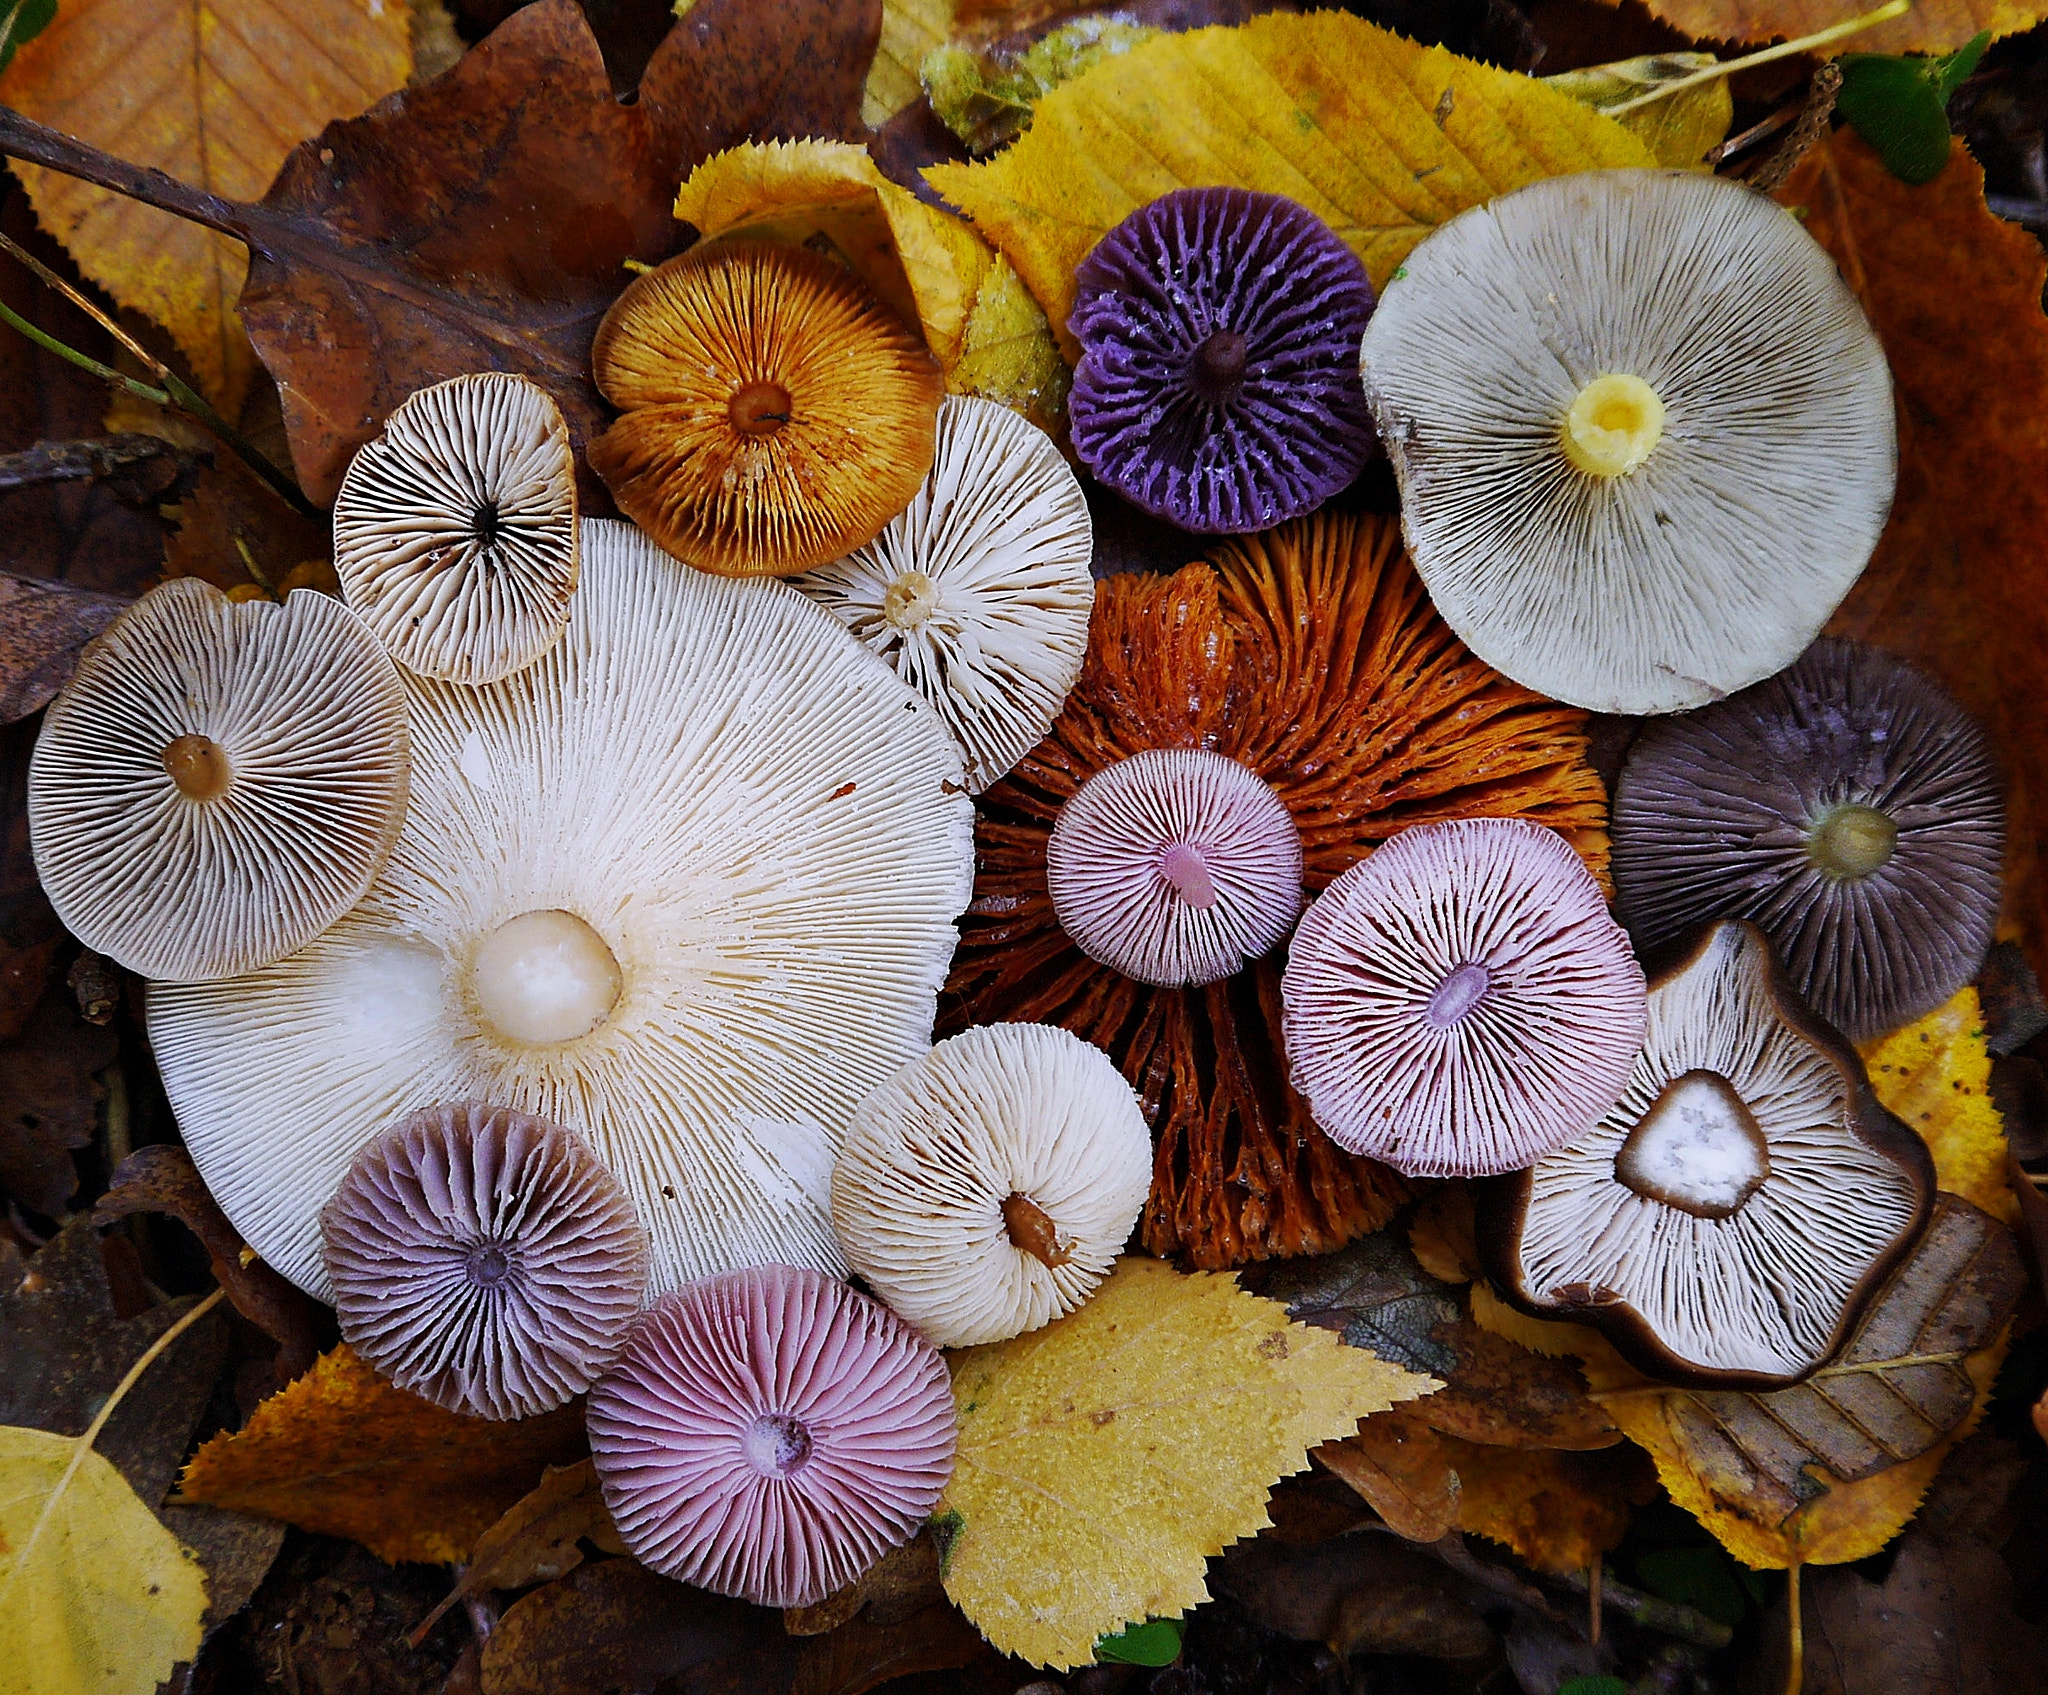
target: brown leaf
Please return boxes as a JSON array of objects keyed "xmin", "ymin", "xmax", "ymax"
[
  {"xmin": 1316, "ymin": 1410, "xmax": 1461, "ymax": 1543},
  {"xmin": 160, "ymin": 445, "xmax": 331, "ymax": 597},
  {"xmin": 790, "ymin": 1604, "xmax": 986, "ymax": 1695},
  {"xmin": 92, "ymin": 1144, "xmax": 328, "ymax": 1384},
  {"xmin": 0, "ymin": 570, "xmax": 129, "ymax": 723},
  {"xmin": 1442, "ymin": 1437, "xmax": 1651, "ymax": 1574},
  {"xmin": 1627, "ymin": 0, "xmax": 2038, "ymax": 57},
  {"xmin": 783, "ymin": 1531, "xmax": 945, "ymax": 1636},
  {"xmin": 0, "ymin": 720, "xmax": 60, "ymax": 1041},
  {"xmin": 158, "ymin": 1501, "xmax": 287, "ymax": 1639},
  {"xmin": 0, "ymin": 987, "xmax": 117, "ymax": 1216},
  {"xmin": 1217, "ymin": 1533, "xmax": 1494, "ymax": 1662}
]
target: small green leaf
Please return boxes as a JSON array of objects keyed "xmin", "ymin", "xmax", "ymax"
[
  {"xmin": 1837, "ymin": 33, "xmax": 1988, "ymax": 186},
  {"xmin": 1634, "ymin": 1546, "xmax": 1753, "ymax": 1627},
  {"xmin": 1932, "ymin": 31, "xmax": 1992, "ymax": 101},
  {"xmin": 1558, "ymin": 1679, "xmax": 1627, "ymax": 1695},
  {"xmin": 1096, "ymin": 1618, "xmax": 1184, "ymax": 1667},
  {"xmin": 0, "ymin": 0, "xmax": 57, "ymax": 76}
]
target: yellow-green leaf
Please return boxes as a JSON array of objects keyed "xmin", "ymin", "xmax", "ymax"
[
  {"xmin": 1543, "ymin": 54, "xmax": 1733, "ymax": 169},
  {"xmin": 865, "ymin": 0, "xmax": 953, "ymax": 128}
]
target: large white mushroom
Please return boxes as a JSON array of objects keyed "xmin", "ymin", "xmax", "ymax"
[{"xmin": 152, "ymin": 520, "xmax": 975, "ymax": 1299}]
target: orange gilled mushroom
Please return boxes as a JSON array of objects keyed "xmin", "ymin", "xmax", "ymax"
[
  {"xmin": 944, "ymin": 511, "xmax": 1612, "ymax": 1270},
  {"xmin": 588, "ymin": 241, "xmax": 946, "ymax": 577}
]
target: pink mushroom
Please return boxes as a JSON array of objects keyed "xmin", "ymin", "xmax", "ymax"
[
  {"xmin": 586, "ymin": 1264, "xmax": 956, "ymax": 1608},
  {"xmin": 1280, "ymin": 818, "xmax": 1646, "ymax": 1177},
  {"xmin": 1045, "ymin": 747, "xmax": 1303, "ymax": 988}
]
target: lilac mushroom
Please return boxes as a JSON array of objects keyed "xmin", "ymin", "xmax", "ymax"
[
  {"xmin": 320, "ymin": 1102, "xmax": 649, "ymax": 1421},
  {"xmin": 1067, "ymin": 186, "xmax": 1377, "ymax": 534},
  {"xmin": 1281, "ymin": 819, "xmax": 1647, "ymax": 1177},
  {"xmin": 1045, "ymin": 747, "xmax": 1304, "ymax": 988},
  {"xmin": 587, "ymin": 1264, "xmax": 956, "ymax": 1609}
]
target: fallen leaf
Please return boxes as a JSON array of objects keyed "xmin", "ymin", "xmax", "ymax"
[
  {"xmin": 1860, "ymin": 988, "xmax": 2018, "ymax": 1223},
  {"xmin": 159, "ymin": 446, "xmax": 330, "ymax": 598},
  {"xmin": 925, "ymin": 12, "xmax": 1651, "ymax": 357},
  {"xmin": 177, "ymin": 1344, "xmax": 585, "ymax": 1565},
  {"xmin": 784, "ymin": 1532, "xmax": 945, "ymax": 1635},
  {"xmin": 1617, "ymin": 0, "xmax": 2041, "ymax": 58},
  {"xmin": 938, "ymin": 1255, "xmax": 1439, "ymax": 1668},
  {"xmin": 1408, "ymin": 1186, "xmax": 1481, "ymax": 1284},
  {"xmin": 0, "ymin": 987, "xmax": 117, "ymax": 1216},
  {"xmin": 0, "ymin": 0, "xmax": 413, "ymax": 406},
  {"xmin": 924, "ymin": 18, "xmax": 1161, "ymax": 156},
  {"xmin": 0, "ymin": 571, "xmax": 128, "ymax": 723},
  {"xmin": 1542, "ymin": 52, "xmax": 1733, "ymax": 167},
  {"xmin": 1216, "ymin": 1532, "xmax": 1494, "ymax": 1662},
  {"xmin": 1444, "ymin": 1437, "xmax": 1650, "ymax": 1573},
  {"xmin": 790, "ymin": 1605, "xmax": 987, "ymax": 1695},
  {"xmin": 158, "ymin": 1500, "xmax": 286, "ymax": 1640},
  {"xmin": 1778, "ymin": 136, "xmax": 2048, "ymax": 982},
  {"xmin": 866, "ymin": 0, "xmax": 953, "ymax": 126},
  {"xmin": 1316, "ymin": 1409, "xmax": 1461, "ymax": 1542}
]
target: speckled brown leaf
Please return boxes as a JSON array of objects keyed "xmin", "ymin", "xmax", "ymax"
[{"xmin": 0, "ymin": 571, "xmax": 128, "ymax": 722}]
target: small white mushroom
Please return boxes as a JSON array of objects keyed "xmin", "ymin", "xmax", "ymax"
[
  {"xmin": 28, "ymin": 580, "xmax": 408, "ymax": 982},
  {"xmin": 830, "ymin": 1022, "xmax": 1152, "ymax": 1347},
  {"xmin": 792, "ymin": 395, "xmax": 1094, "ymax": 793},
  {"xmin": 333, "ymin": 373, "xmax": 579, "ymax": 685}
]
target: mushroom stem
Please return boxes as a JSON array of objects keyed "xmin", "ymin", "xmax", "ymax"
[
  {"xmin": 882, "ymin": 570, "xmax": 940, "ymax": 630},
  {"xmin": 1002, "ymin": 1192, "xmax": 1074, "ymax": 1267},
  {"xmin": 728, "ymin": 379, "xmax": 795, "ymax": 439},
  {"xmin": 161, "ymin": 733, "xmax": 233, "ymax": 802},
  {"xmin": 1807, "ymin": 802, "xmax": 1898, "ymax": 879},
  {"xmin": 743, "ymin": 1412, "xmax": 814, "ymax": 1477},
  {"xmin": 1158, "ymin": 843, "xmax": 1219, "ymax": 910},
  {"xmin": 1423, "ymin": 961, "xmax": 1491, "ymax": 1029},
  {"xmin": 1561, "ymin": 374, "xmax": 1665, "ymax": 478},
  {"xmin": 1193, "ymin": 328, "xmax": 1249, "ymax": 397}
]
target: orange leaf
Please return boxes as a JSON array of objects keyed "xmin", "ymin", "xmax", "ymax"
[{"xmin": 1615, "ymin": 0, "xmax": 2045, "ymax": 55}]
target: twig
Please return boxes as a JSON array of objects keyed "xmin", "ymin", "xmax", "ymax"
[
  {"xmin": 0, "ymin": 434, "xmax": 192, "ymax": 493},
  {"xmin": 1551, "ymin": 1560, "xmax": 1735, "ymax": 1650},
  {"xmin": 1604, "ymin": 0, "xmax": 1908, "ymax": 117},
  {"xmin": 1784, "ymin": 1564, "xmax": 1804, "ymax": 1695},
  {"xmin": 1706, "ymin": 100, "xmax": 1802, "ymax": 166},
  {"xmin": 1988, "ymin": 196, "xmax": 2048, "ymax": 229},
  {"xmin": 1588, "ymin": 1559, "xmax": 1602, "ymax": 1646}
]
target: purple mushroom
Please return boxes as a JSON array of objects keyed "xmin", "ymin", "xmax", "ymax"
[
  {"xmin": 320, "ymin": 1102, "xmax": 649, "ymax": 1421},
  {"xmin": 587, "ymin": 1264, "xmax": 956, "ymax": 1609},
  {"xmin": 1067, "ymin": 186, "xmax": 1377, "ymax": 534},
  {"xmin": 1045, "ymin": 746, "xmax": 1304, "ymax": 988},
  {"xmin": 1281, "ymin": 818, "xmax": 1647, "ymax": 1177}
]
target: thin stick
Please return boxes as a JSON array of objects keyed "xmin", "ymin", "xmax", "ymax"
[
  {"xmin": 1784, "ymin": 1563, "xmax": 1804, "ymax": 1695},
  {"xmin": 1605, "ymin": 0, "xmax": 1910, "ymax": 116},
  {"xmin": 1588, "ymin": 1559, "xmax": 1602, "ymax": 1645}
]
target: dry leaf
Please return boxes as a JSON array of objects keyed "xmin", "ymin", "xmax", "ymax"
[
  {"xmin": 938, "ymin": 1255, "xmax": 1438, "ymax": 1668},
  {"xmin": 0, "ymin": 572, "xmax": 130, "ymax": 722},
  {"xmin": 925, "ymin": 12, "xmax": 1651, "ymax": 357},
  {"xmin": 1861, "ymin": 989, "xmax": 2019, "ymax": 1224},
  {"xmin": 867, "ymin": 0, "xmax": 954, "ymax": 126},
  {"xmin": 791, "ymin": 1605, "xmax": 987, "ymax": 1695},
  {"xmin": 1315, "ymin": 1409, "xmax": 1460, "ymax": 1542},
  {"xmin": 1442, "ymin": 1435, "xmax": 1648, "ymax": 1573},
  {"xmin": 177, "ymin": 1344, "xmax": 585, "ymax": 1566},
  {"xmin": 1620, "ymin": 0, "xmax": 2044, "ymax": 57},
  {"xmin": 1543, "ymin": 52, "xmax": 1733, "ymax": 168},
  {"xmin": 0, "ymin": 0, "xmax": 412, "ymax": 406},
  {"xmin": 0, "ymin": 987, "xmax": 116, "ymax": 1216}
]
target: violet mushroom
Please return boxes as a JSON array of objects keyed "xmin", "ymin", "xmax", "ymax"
[
  {"xmin": 1611, "ymin": 638, "xmax": 2003, "ymax": 1042},
  {"xmin": 1068, "ymin": 186, "xmax": 1377, "ymax": 534},
  {"xmin": 1281, "ymin": 819, "xmax": 1646, "ymax": 1177},
  {"xmin": 588, "ymin": 1263, "xmax": 955, "ymax": 1608},
  {"xmin": 321, "ymin": 1102, "xmax": 648, "ymax": 1420},
  {"xmin": 1478, "ymin": 920, "xmax": 1934, "ymax": 1387}
]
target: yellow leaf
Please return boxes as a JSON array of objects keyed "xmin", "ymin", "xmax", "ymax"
[
  {"xmin": 1542, "ymin": 53, "xmax": 1733, "ymax": 169},
  {"xmin": 675, "ymin": 139, "xmax": 1068, "ymax": 429},
  {"xmin": 938, "ymin": 1256, "xmax": 1438, "ymax": 1669},
  {"xmin": 924, "ymin": 12, "xmax": 1653, "ymax": 356},
  {"xmin": 0, "ymin": 0, "xmax": 413, "ymax": 406},
  {"xmin": 866, "ymin": 0, "xmax": 953, "ymax": 128},
  {"xmin": 1861, "ymin": 988, "xmax": 2018, "ymax": 1224},
  {"xmin": 1447, "ymin": 1436, "xmax": 1649, "ymax": 1573},
  {"xmin": 0, "ymin": 1429, "xmax": 208, "ymax": 1694}
]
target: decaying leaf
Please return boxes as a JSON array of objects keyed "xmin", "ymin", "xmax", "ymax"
[
  {"xmin": 1216, "ymin": 1532, "xmax": 1495, "ymax": 1663},
  {"xmin": 925, "ymin": 11, "xmax": 1651, "ymax": 355},
  {"xmin": 177, "ymin": 1344, "xmax": 585, "ymax": 1566},
  {"xmin": 1440, "ymin": 1436, "xmax": 1649, "ymax": 1574},
  {"xmin": 0, "ymin": 571, "xmax": 130, "ymax": 722},
  {"xmin": 0, "ymin": 0, "xmax": 413, "ymax": 405},
  {"xmin": 0, "ymin": 988, "xmax": 116, "ymax": 1217},
  {"xmin": 1625, "ymin": 0, "xmax": 2044, "ymax": 57},
  {"xmin": 784, "ymin": 1531, "xmax": 945, "ymax": 1635},
  {"xmin": 790, "ymin": 1604, "xmax": 988, "ymax": 1695},
  {"xmin": 1542, "ymin": 53, "xmax": 1733, "ymax": 168},
  {"xmin": 924, "ymin": 18, "xmax": 1160, "ymax": 156},
  {"xmin": 865, "ymin": 0, "xmax": 953, "ymax": 126},
  {"xmin": 1861, "ymin": 988, "xmax": 2018, "ymax": 1223},
  {"xmin": 938, "ymin": 1255, "xmax": 1438, "ymax": 1668},
  {"xmin": 1315, "ymin": 1409, "xmax": 1461, "ymax": 1542}
]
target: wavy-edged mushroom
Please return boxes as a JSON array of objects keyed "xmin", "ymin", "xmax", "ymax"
[
  {"xmin": 321, "ymin": 1102, "xmax": 647, "ymax": 1420},
  {"xmin": 1478, "ymin": 920, "xmax": 1934, "ymax": 1387},
  {"xmin": 332, "ymin": 372, "xmax": 579, "ymax": 686},
  {"xmin": 1069, "ymin": 186, "xmax": 1377, "ymax": 534},
  {"xmin": 589, "ymin": 241, "xmax": 945, "ymax": 577},
  {"xmin": 831, "ymin": 1023, "xmax": 1152, "ymax": 1347},
  {"xmin": 1360, "ymin": 169, "xmax": 1896, "ymax": 715},
  {"xmin": 1612, "ymin": 638, "xmax": 2003, "ymax": 1043},
  {"xmin": 792, "ymin": 395, "xmax": 1094, "ymax": 793},
  {"xmin": 28, "ymin": 579, "xmax": 408, "ymax": 983},
  {"xmin": 588, "ymin": 1263, "xmax": 955, "ymax": 1608},
  {"xmin": 1281, "ymin": 818, "xmax": 1645, "ymax": 1178},
  {"xmin": 152, "ymin": 519, "xmax": 974, "ymax": 1299}
]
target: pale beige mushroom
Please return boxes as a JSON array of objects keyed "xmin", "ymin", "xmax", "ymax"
[{"xmin": 28, "ymin": 580, "xmax": 408, "ymax": 983}]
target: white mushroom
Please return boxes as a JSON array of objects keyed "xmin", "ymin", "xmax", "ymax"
[
  {"xmin": 1359, "ymin": 169, "xmax": 1896, "ymax": 716},
  {"xmin": 151, "ymin": 519, "xmax": 975, "ymax": 1299},
  {"xmin": 1481, "ymin": 921, "xmax": 1933, "ymax": 1387},
  {"xmin": 333, "ymin": 373, "xmax": 579, "ymax": 685},
  {"xmin": 28, "ymin": 580, "xmax": 408, "ymax": 983},
  {"xmin": 830, "ymin": 1022, "xmax": 1152, "ymax": 1347},
  {"xmin": 791, "ymin": 395, "xmax": 1094, "ymax": 793}
]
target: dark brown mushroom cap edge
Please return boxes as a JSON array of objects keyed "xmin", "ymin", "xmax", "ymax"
[{"xmin": 1472, "ymin": 920, "xmax": 1935, "ymax": 1390}]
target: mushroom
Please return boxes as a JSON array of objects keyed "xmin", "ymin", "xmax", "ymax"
[
  {"xmin": 1477, "ymin": 920, "xmax": 1934, "ymax": 1387},
  {"xmin": 588, "ymin": 240, "xmax": 946, "ymax": 577},
  {"xmin": 1068, "ymin": 186, "xmax": 1377, "ymax": 534},
  {"xmin": 791, "ymin": 395, "xmax": 1094, "ymax": 793},
  {"xmin": 332, "ymin": 372, "xmax": 579, "ymax": 686},
  {"xmin": 948, "ymin": 510, "xmax": 1611, "ymax": 1268},
  {"xmin": 1359, "ymin": 168, "xmax": 1896, "ymax": 715},
  {"xmin": 150, "ymin": 518, "xmax": 974, "ymax": 1298},
  {"xmin": 1281, "ymin": 818, "xmax": 1646, "ymax": 1178},
  {"xmin": 1611, "ymin": 638, "xmax": 2003, "ymax": 1042},
  {"xmin": 320, "ymin": 1101, "xmax": 647, "ymax": 1420},
  {"xmin": 28, "ymin": 579, "xmax": 409, "ymax": 983},
  {"xmin": 1045, "ymin": 747, "xmax": 1304, "ymax": 988},
  {"xmin": 830, "ymin": 1022, "xmax": 1152, "ymax": 1347},
  {"xmin": 587, "ymin": 1263, "xmax": 955, "ymax": 1609}
]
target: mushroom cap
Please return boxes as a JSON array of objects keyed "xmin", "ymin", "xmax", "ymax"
[
  {"xmin": 588, "ymin": 241, "xmax": 945, "ymax": 577},
  {"xmin": 1068, "ymin": 186, "xmax": 1377, "ymax": 534},
  {"xmin": 28, "ymin": 580, "xmax": 409, "ymax": 983},
  {"xmin": 333, "ymin": 372, "xmax": 580, "ymax": 686},
  {"xmin": 1282, "ymin": 818, "xmax": 1647, "ymax": 1178},
  {"xmin": 1478, "ymin": 920, "xmax": 1935, "ymax": 1387},
  {"xmin": 830, "ymin": 1022, "xmax": 1152, "ymax": 1347},
  {"xmin": 1359, "ymin": 169, "xmax": 1896, "ymax": 715},
  {"xmin": 151, "ymin": 519, "xmax": 974, "ymax": 1299},
  {"xmin": 791, "ymin": 396, "xmax": 1095, "ymax": 793},
  {"xmin": 320, "ymin": 1101, "xmax": 648, "ymax": 1420},
  {"xmin": 587, "ymin": 1263, "xmax": 956, "ymax": 1609},
  {"xmin": 1045, "ymin": 747, "xmax": 1305, "ymax": 988},
  {"xmin": 1612, "ymin": 638, "xmax": 2003, "ymax": 1043}
]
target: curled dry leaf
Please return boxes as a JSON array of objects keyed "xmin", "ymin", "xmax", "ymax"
[{"xmin": 0, "ymin": 571, "xmax": 129, "ymax": 722}]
